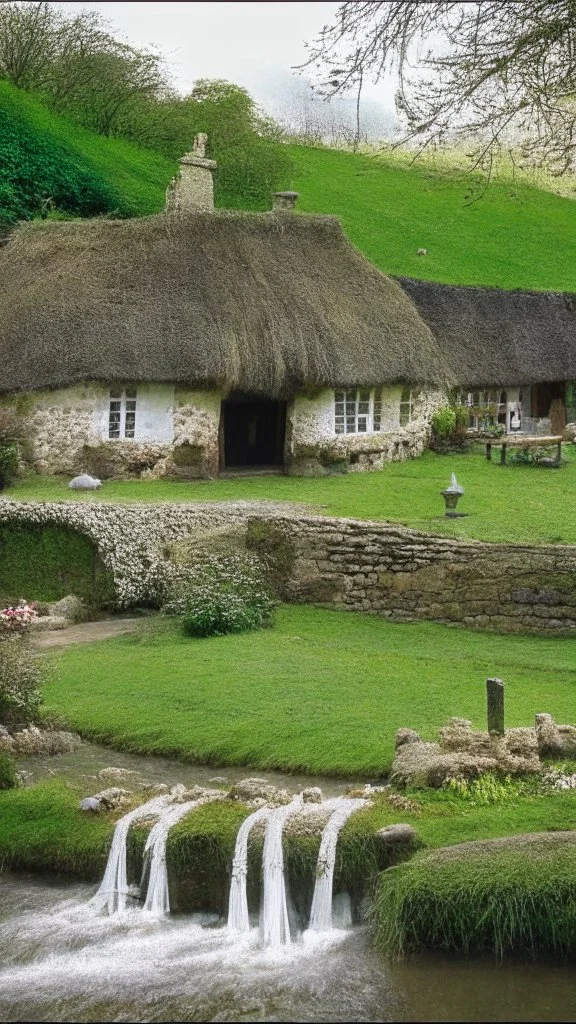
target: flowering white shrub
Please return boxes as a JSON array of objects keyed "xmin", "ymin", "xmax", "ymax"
[
  {"xmin": 163, "ymin": 553, "xmax": 275, "ymax": 637},
  {"xmin": 0, "ymin": 600, "xmax": 37, "ymax": 634},
  {"xmin": 0, "ymin": 636, "xmax": 42, "ymax": 725},
  {"xmin": 0, "ymin": 499, "xmax": 239, "ymax": 608}
]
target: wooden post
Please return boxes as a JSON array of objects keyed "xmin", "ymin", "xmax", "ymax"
[
  {"xmin": 486, "ymin": 678, "xmax": 505, "ymax": 735},
  {"xmin": 500, "ymin": 443, "xmax": 507, "ymax": 465},
  {"xmin": 486, "ymin": 442, "xmax": 492, "ymax": 461},
  {"xmin": 557, "ymin": 439, "xmax": 562, "ymax": 464}
]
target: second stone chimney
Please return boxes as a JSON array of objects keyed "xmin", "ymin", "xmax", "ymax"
[
  {"xmin": 272, "ymin": 191, "xmax": 299, "ymax": 211},
  {"xmin": 165, "ymin": 133, "xmax": 217, "ymax": 213}
]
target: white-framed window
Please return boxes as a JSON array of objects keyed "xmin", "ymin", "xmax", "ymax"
[
  {"xmin": 108, "ymin": 388, "xmax": 137, "ymax": 439},
  {"xmin": 334, "ymin": 388, "xmax": 417, "ymax": 434},
  {"xmin": 455, "ymin": 389, "xmax": 507, "ymax": 430},
  {"xmin": 399, "ymin": 387, "xmax": 416, "ymax": 426}
]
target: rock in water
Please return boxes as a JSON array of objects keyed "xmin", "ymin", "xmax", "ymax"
[{"xmin": 68, "ymin": 474, "xmax": 101, "ymax": 490}]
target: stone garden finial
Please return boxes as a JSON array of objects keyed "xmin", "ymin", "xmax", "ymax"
[{"xmin": 192, "ymin": 132, "xmax": 208, "ymax": 158}]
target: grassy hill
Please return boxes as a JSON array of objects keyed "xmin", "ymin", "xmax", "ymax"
[
  {"xmin": 284, "ymin": 145, "xmax": 576, "ymax": 292},
  {"xmin": 3, "ymin": 79, "xmax": 576, "ymax": 292},
  {"xmin": 0, "ymin": 81, "xmax": 175, "ymax": 223}
]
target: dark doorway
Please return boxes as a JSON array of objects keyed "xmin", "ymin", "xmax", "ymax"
[{"xmin": 221, "ymin": 396, "xmax": 286, "ymax": 469}]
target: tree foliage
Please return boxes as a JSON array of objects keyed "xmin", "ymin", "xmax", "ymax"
[
  {"xmin": 305, "ymin": 1, "xmax": 576, "ymax": 173},
  {"xmin": 0, "ymin": 1, "xmax": 164, "ymax": 135}
]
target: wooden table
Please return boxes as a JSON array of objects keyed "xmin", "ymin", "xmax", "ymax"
[{"xmin": 485, "ymin": 434, "xmax": 563, "ymax": 465}]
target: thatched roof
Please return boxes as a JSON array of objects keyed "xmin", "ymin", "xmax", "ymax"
[
  {"xmin": 398, "ymin": 277, "xmax": 576, "ymax": 388},
  {"xmin": 0, "ymin": 211, "xmax": 451, "ymax": 396}
]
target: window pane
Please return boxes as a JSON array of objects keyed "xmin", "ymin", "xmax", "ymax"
[
  {"xmin": 358, "ymin": 417, "xmax": 367, "ymax": 432},
  {"xmin": 346, "ymin": 418, "xmax": 356, "ymax": 433},
  {"xmin": 335, "ymin": 420, "xmax": 345, "ymax": 434},
  {"xmin": 335, "ymin": 390, "xmax": 344, "ymax": 403},
  {"xmin": 358, "ymin": 401, "xmax": 369, "ymax": 415},
  {"xmin": 359, "ymin": 388, "xmax": 370, "ymax": 403}
]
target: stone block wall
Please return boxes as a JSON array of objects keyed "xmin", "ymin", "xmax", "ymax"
[{"xmin": 249, "ymin": 516, "xmax": 576, "ymax": 633}]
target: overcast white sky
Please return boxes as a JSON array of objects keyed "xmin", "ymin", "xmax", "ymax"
[{"xmin": 63, "ymin": 1, "xmax": 396, "ymax": 109}]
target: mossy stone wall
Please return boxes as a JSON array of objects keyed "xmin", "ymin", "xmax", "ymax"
[{"xmin": 0, "ymin": 523, "xmax": 116, "ymax": 606}]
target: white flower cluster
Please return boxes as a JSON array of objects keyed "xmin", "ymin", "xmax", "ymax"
[
  {"xmin": 163, "ymin": 552, "xmax": 275, "ymax": 637},
  {"xmin": 0, "ymin": 499, "xmax": 237, "ymax": 608}
]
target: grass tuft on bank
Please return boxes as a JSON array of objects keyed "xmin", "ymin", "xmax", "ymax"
[
  {"xmin": 372, "ymin": 833, "xmax": 576, "ymax": 958},
  {"xmin": 42, "ymin": 607, "xmax": 576, "ymax": 777}
]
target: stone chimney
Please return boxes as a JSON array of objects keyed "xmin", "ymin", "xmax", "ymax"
[
  {"xmin": 165, "ymin": 133, "xmax": 217, "ymax": 213},
  {"xmin": 272, "ymin": 191, "xmax": 299, "ymax": 211}
]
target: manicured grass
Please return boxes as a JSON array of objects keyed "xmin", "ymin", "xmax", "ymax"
[
  {"xmin": 286, "ymin": 144, "xmax": 576, "ymax": 292},
  {"xmin": 42, "ymin": 607, "xmax": 576, "ymax": 777},
  {"xmin": 8, "ymin": 447, "xmax": 576, "ymax": 545}
]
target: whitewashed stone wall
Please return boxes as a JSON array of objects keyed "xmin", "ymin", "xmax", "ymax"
[
  {"xmin": 1, "ymin": 384, "xmax": 222, "ymax": 479},
  {"xmin": 286, "ymin": 387, "xmax": 446, "ymax": 474}
]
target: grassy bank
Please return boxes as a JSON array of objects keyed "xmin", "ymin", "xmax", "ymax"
[
  {"xmin": 7, "ymin": 446, "xmax": 576, "ymax": 545},
  {"xmin": 42, "ymin": 608, "xmax": 576, "ymax": 777},
  {"xmin": 372, "ymin": 833, "xmax": 576, "ymax": 958}
]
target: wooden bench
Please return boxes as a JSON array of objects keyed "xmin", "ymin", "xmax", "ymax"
[{"xmin": 485, "ymin": 434, "xmax": 563, "ymax": 465}]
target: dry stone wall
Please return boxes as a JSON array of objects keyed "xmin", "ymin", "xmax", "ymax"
[{"xmin": 251, "ymin": 516, "xmax": 576, "ymax": 634}]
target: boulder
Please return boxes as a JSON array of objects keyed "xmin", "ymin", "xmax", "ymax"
[
  {"xmin": 80, "ymin": 797, "xmax": 102, "ymax": 813},
  {"xmin": 92, "ymin": 787, "xmax": 131, "ymax": 810},
  {"xmin": 395, "ymin": 728, "xmax": 422, "ymax": 749},
  {"xmin": 302, "ymin": 786, "xmax": 323, "ymax": 803},
  {"xmin": 229, "ymin": 777, "xmax": 291, "ymax": 805},
  {"xmin": 536, "ymin": 713, "xmax": 576, "ymax": 758},
  {"xmin": 10, "ymin": 726, "xmax": 81, "ymax": 756},
  {"xmin": 375, "ymin": 823, "xmax": 418, "ymax": 845},
  {"xmin": 48, "ymin": 595, "xmax": 87, "ymax": 624},
  {"xmin": 69, "ymin": 474, "xmax": 101, "ymax": 490}
]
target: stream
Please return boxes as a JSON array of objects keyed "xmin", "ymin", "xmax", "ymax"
[
  {"xmin": 2, "ymin": 874, "xmax": 576, "ymax": 1023},
  {"xmin": 4, "ymin": 743, "xmax": 576, "ymax": 1022}
]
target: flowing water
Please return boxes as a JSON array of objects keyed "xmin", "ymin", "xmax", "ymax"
[
  {"xmin": 308, "ymin": 797, "xmax": 367, "ymax": 932},
  {"xmin": 2, "ymin": 874, "xmax": 576, "ymax": 1023},
  {"xmin": 142, "ymin": 795, "xmax": 224, "ymax": 915},
  {"xmin": 228, "ymin": 805, "xmax": 271, "ymax": 933},
  {"xmin": 91, "ymin": 794, "xmax": 171, "ymax": 914},
  {"xmin": 260, "ymin": 796, "xmax": 304, "ymax": 947}
]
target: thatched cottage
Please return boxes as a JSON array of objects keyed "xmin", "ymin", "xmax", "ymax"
[
  {"xmin": 0, "ymin": 137, "xmax": 451, "ymax": 479},
  {"xmin": 399, "ymin": 277, "xmax": 576, "ymax": 436}
]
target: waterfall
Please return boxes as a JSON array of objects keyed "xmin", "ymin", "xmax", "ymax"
[
  {"xmin": 227, "ymin": 806, "xmax": 271, "ymax": 933},
  {"xmin": 91, "ymin": 795, "xmax": 171, "ymax": 915},
  {"xmin": 142, "ymin": 795, "xmax": 224, "ymax": 915},
  {"xmin": 308, "ymin": 798, "xmax": 367, "ymax": 932},
  {"xmin": 260, "ymin": 796, "xmax": 304, "ymax": 947}
]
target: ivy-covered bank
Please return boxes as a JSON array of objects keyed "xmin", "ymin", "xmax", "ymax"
[
  {"xmin": 0, "ymin": 522, "xmax": 115, "ymax": 605},
  {"xmin": 0, "ymin": 499, "xmax": 243, "ymax": 607}
]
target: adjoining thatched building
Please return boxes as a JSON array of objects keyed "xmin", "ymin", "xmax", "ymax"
[
  {"xmin": 398, "ymin": 277, "xmax": 576, "ymax": 436},
  {"xmin": 0, "ymin": 137, "xmax": 451, "ymax": 479}
]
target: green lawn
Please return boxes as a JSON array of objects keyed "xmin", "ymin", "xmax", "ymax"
[
  {"xmin": 8, "ymin": 447, "xmax": 576, "ymax": 545},
  {"xmin": 42, "ymin": 606, "xmax": 576, "ymax": 777},
  {"xmin": 286, "ymin": 145, "xmax": 576, "ymax": 292}
]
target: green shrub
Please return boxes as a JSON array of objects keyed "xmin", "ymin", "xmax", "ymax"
[
  {"xmin": 163, "ymin": 553, "xmax": 275, "ymax": 638},
  {"xmin": 0, "ymin": 442, "xmax": 18, "ymax": 490},
  {"xmin": 0, "ymin": 750, "xmax": 18, "ymax": 790},
  {"xmin": 430, "ymin": 405, "xmax": 470, "ymax": 452},
  {"xmin": 0, "ymin": 636, "xmax": 42, "ymax": 727}
]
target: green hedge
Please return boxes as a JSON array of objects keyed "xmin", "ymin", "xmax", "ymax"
[{"xmin": 0, "ymin": 523, "xmax": 115, "ymax": 606}]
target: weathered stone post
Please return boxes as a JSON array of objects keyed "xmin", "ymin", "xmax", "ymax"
[{"xmin": 486, "ymin": 677, "xmax": 505, "ymax": 735}]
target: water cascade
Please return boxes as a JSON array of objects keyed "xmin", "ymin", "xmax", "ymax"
[
  {"xmin": 309, "ymin": 798, "xmax": 368, "ymax": 932},
  {"xmin": 142, "ymin": 794, "xmax": 224, "ymax": 915},
  {"xmin": 227, "ymin": 805, "xmax": 271, "ymax": 933},
  {"xmin": 260, "ymin": 796, "xmax": 315, "ymax": 947},
  {"xmin": 91, "ymin": 794, "xmax": 171, "ymax": 914}
]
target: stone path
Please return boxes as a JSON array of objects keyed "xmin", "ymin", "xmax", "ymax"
[{"xmin": 34, "ymin": 618, "xmax": 142, "ymax": 648}]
